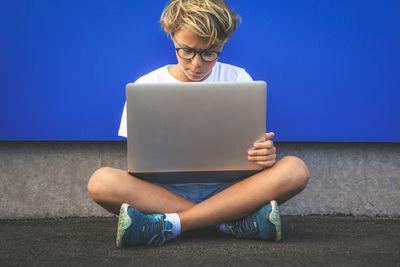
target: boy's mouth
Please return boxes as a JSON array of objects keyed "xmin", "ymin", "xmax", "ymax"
[{"xmin": 189, "ymin": 70, "xmax": 204, "ymax": 76}]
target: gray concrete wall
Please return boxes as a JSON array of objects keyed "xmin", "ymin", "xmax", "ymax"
[{"xmin": 1, "ymin": 141, "xmax": 399, "ymax": 218}]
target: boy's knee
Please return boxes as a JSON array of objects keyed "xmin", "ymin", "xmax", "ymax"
[
  {"xmin": 87, "ymin": 167, "xmax": 114, "ymax": 201},
  {"xmin": 281, "ymin": 156, "xmax": 310, "ymax": 190}
]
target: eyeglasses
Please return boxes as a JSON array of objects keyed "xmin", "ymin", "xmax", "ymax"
[{"xmin": 175, "ymin": 47, "xmax": 221, "ymax": 62}]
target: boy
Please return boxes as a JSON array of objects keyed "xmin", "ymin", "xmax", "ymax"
[{"xmin": 88, "ymin": 0, "xmax": 310, "ymax": 247}]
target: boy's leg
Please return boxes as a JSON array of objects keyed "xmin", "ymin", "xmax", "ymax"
[
  {"xmin": 178, "ymin": 156, "xmax": 310, "ymax": 232},
  {"xmin": 87, "ymin": 167, "xmax": 196, "ymax": 215},
  {"xmin": 111, "ymin": 155, "xmax": 308, "ymax": 247}
]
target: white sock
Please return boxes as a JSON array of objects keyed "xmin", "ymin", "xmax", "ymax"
[
  {"xmin": 219, "ymin": 223, "xmax": 232, "ymax": 234},
  {"xmin": 164, "ymin": 213, "xmax": 181, "ymax": 240}
]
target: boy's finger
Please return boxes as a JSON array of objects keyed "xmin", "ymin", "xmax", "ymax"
[
  {"xmin": 253, "ymin": 140, "xmax": 274, "ymax": 149},
  {"xmin": 265, "ymin": 132, "xmax": 275, "ymax": 140},
  {"xmin": 248, "ymin": 148, "xmax": 267, "ymax": 156},
  {"xmin": 255, "ymin": 160, "xmax": 276, "ymax": 167}
]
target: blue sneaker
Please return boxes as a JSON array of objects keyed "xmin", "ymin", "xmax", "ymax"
[
  {"xmin": 116, "ymin": 203, "xmax": 173, "ymax": 247},
  {"xmin": 223, "ymin": 200, "xmax": 281, "ymax": 241}
]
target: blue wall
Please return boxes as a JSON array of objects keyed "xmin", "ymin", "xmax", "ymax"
[{"xmin": 1, "ymin": 0, "xmax": 399, "ymax": 141}]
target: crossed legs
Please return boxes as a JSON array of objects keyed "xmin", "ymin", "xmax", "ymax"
[{"xmin": 87, "ymin": 156, "xmax": 310, "ymax": 232}]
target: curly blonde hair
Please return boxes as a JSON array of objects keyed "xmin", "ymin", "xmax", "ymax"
[{"xmin": 160, "ymin": 0, "xmax": 241, "ymax": 47}]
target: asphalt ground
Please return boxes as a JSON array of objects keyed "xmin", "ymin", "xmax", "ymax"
[{"xmin": 1, "ymin": 216, "xmax": 399, "ymax": 267}]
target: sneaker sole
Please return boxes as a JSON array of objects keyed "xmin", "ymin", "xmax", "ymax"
[
  {"xmin": 269, "ymin": 200, "xmax": 282, "ymax": 241},
  {"xmin": 116, "ymin": 203, "xmax": 132, "ymax": 248}
]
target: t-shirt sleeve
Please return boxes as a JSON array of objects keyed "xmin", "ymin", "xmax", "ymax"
[
  {"xmin": 118, "ymin": 102, "xmax": 127, "ymax": 138},
  {"xmin": 117, "ymin": 69, "xmax": 162, "ymax": 138},
  {"xmin": 236, "ymin": 69, "xmax": 253, "ymax": 82}
]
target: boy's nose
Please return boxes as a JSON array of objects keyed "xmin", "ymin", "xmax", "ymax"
[{"xmin": 191, "ymin": 53, "xmax": 203, "ymax": 67}]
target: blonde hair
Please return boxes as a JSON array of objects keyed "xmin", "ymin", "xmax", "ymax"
[{"xmin": 160, "ymin": 0, "xmax": 241, "ymax": 47}]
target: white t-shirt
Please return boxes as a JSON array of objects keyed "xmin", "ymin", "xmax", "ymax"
[{"xmin": 118, "ymin": 62, "xmax": 253, "ymax": 137}]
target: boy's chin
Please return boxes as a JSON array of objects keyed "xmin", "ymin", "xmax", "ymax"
[{"xmin": 185, "ymin": 72, "xmax": 208, "ymax": 82}]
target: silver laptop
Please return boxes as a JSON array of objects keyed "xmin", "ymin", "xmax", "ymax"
[{"xmin": 126, "ymin": 81, "xmax": 267, "ymax": 183}]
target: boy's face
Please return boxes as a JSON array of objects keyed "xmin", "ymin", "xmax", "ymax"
[{"xmin": 172, "ymin": 28, "xmax": 223, "ymax": 82}]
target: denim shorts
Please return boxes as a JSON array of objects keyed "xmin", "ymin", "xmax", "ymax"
[{"xmin": 153, "ymin": 182, "xmax": 239, "ymax": 203}]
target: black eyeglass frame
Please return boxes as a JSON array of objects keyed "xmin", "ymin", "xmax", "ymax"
[{"xmin": 175, "ymin": 47, "xmax": 222, "ymax": 62}]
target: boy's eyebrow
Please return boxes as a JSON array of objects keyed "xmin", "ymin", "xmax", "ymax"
[
  {"xmin": 174, "ymin": 39, "xmax": 220, "ymax": 51},
  {"xmin": 180, "ymin": 43, "xmax": 221, "ymax": 51},
  {"xmin": 179, "ymin": 43, "xmax": 194, "ymax": 48},
  {"xmin": 174, "ymin": 39, "xmax": 194, "ymax": 48}
]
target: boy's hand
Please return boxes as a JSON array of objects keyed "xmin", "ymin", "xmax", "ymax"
[{"xmin": 247, "ymin": 132, "xmax": 277, "ymax": 168}]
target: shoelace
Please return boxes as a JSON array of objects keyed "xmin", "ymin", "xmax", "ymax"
[
  {"xmin": 141, "ymin": 215, "xmax": 173, "ymax": 247},
  {"xmin": 230, "ymin": 214, "xmax": 258, "ymax": 237}
]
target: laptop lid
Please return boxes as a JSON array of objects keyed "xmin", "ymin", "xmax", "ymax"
[{"xmin": 126, "ymin": 81, "xmax": 267, "ymax": 183}]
